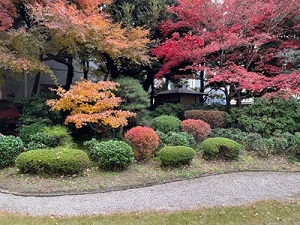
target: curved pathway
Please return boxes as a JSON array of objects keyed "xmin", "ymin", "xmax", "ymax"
[{"xmin": 0, "ymin": 171, "xmax": 299, "ymax": 216}]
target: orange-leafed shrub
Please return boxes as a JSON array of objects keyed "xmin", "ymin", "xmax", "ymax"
[
  {"xmin": 125, "ymin": 126, "xmax": 159, "ymax": 160},
  {"xmin": 181, "ymin": 119, "xmax": 211, "ymax": 142},
  {"xmin": 184, "ymin": 110, "xmax": 227, "ymax": 128}
]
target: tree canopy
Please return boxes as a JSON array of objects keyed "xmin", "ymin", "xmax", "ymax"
[
  {"xmin": 152, "ymin": 0, "xmax": 300, "ymax": 110},
  {"xmin": 0, "ymin": 0, "xmax": 150, "ymax": 87}
]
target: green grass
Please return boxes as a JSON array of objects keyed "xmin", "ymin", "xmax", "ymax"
[{"xmin": 1, "ymin": 200, "xmax": 300, "ymax": 225}]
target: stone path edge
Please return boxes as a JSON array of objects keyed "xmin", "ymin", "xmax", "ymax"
[{"xmin": 0, "ymin": 169, "xmax": 299, "ymax": 197}]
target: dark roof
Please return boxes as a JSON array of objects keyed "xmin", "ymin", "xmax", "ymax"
[{"xmin": 156, "ymin": 87, "xmax": 206, "ymax": 95}]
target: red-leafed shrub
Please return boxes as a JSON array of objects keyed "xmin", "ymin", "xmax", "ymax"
[
  {"xmin": 181, "ymin": 119, "xmax": 211, "ymax": 142},
  {"xmin": 0, "ymin": 108, "xmax": 20, "ymax": 119},
  {"xmin": 184, "ymin": 110, "xmax": 227, "ymax": 128},
  {"xmin": 125, "ymin": 126, "xmax": 159, "ymax": 160},
  {"xmin": 0, "ymin": 108, "xmax": 20, "ymax": 135}
]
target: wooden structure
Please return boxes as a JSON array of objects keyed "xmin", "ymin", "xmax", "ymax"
[{"xmin": 154, "ymin": 87, "xmax": 206, "ymax": 107}]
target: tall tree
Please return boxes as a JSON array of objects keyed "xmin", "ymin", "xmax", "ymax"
[
  {"xmin": 107, "ymin": 0, "xmax": 176, "ymax": 87},
  {"xmin": 0, "ymin": 0, "xmax": 150, "ymax": 91},
  {"xmin": 152, "ymin": 0, "xmax": 300, "ymax": 111}
]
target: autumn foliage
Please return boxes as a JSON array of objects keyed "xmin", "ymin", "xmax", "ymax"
[
  {"xmin": 152, "ymin": 0, "xmax": 300, "ymax": 108},
  {"xmin": 124, "ymin": 126, "xmax": 159, "ymax": 160},
  {"xmin": 181, "ymin": 119, "xmax": 211, "ymax": 142},
  {"xmin": 47, "ymin": 79, "xmax": 136, "ymax": 129},
  {"xmin": 0, "ymin": 0, "xmax": 150, "ymax": 84}
]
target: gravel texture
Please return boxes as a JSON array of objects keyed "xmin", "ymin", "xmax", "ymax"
[{"xmin": 0, "ymin": 171, "xmax": 299, "ymax": 216}]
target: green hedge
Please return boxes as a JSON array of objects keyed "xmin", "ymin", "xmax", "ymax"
[
  {"xmin": 15, "ymin": 148, "xmax": 89, "ymax": 175},
  {"xmin": 199, "ymin": 137, "xmax": 242, "ymax": 160},
  {"xmin": 159, "ymin": 146, "xmax": 195, "ymax": 167},
  {"xmin": 0, "ymin": 135, "xmax": 24, "ymax": 169}
]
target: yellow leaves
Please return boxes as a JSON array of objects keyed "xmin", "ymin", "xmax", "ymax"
[{"xmin": 47, "ymin": 80, "xmax": 136, "ymax": 129}]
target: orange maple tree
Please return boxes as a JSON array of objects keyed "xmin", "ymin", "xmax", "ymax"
[{"xmin": 47, "ymin": 79, "xmax": 136, "ymax": 129}]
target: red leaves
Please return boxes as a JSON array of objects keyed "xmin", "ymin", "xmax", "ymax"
[
  {"xmin": 152, "ymin": 0, "xmax": 300, "ymax": 99},
  {"xmin": 0, "ymin": 0, "xmax": 16, "ymax": 31},
  {"xmin": 181, "ymin": 119, "xmax": 211, "ymax": 142},
  {"xmin": 124, "ymin": 126, "xmax": 159, "ymax": 160}
]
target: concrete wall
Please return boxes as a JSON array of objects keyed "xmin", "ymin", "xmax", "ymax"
[{"xmin": 1, "ymin": 60, "xmax": 85, "ymax": 100}]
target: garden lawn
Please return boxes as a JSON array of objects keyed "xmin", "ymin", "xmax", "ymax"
[{"xmin": 0, "ymin": 200, "xmax": 300, "ymax": 225}]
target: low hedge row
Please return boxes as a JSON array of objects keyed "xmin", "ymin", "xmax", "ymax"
[{"xmin": 15, "ymin": 148, "xmax": 89, "ymax": 175}]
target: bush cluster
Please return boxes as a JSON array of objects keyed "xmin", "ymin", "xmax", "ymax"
[
  {"xmin": 19, "ymin": 121, "xmax": 46, "ymax": 145},
  {"xmin": 15, "ymin": 148, "xmax": 89, "ymax": 175},
  {"xmin": 184, "ymin": 110, "xmax": 227, "ymax": 128},
  {"xmin": 292, "ymin": 132, "xmax": 300, "ymax": 159},
  {"xmin": 181, "ymin": 119, "xmax": 211, "ymax": 141},
  {"xmin": 152, "ymin": 103, "xmax": 185, "ymax": 119},
  {"xmin": 43, "ymin": 126, "xmax": 73, "ymax": 146},
  {"xmin": 15, "ymin": 93, "xmax": 62, "ymax": 126},
  {"xmin": 0, "ymin": 135, "xmax": 24, "ymax": 168},
  {"xmin": 20, "ymin": 125, "xmax": 73, "ymax": 150},
  {"xmin": 227, "ymin": 97, "xmax": 300, "ymax": 136},
  {"xmin": 199, "ymin": 137, "xmax": 242, "ymax": 160},
  {"xmin": 210, "ymin": 128, "xmax": 300, "ymax": 157},
  {"xmin": 151, "ymin": 115, "xmax": 181, "ymax": 134},
  {"xmin": 27, "ymin": 132, "xmax": 57, "ymax": 150},
  {"xmin": 157, "ymin": 131, "xmax": 195, "ymax": 148},
  {"xmin": 84, "ymin": 139, "xmax": 134, "ymax": 170},
  {"xmin": 125, "ymin": 126, "xmax": 159, "ymax": 160},
  {"xmin": 159, "ymin": 146, "xmax": 195, "ymax": 167}
]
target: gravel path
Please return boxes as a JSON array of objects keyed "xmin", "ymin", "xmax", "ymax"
[{"xmin": 0, "ymin": 171, "xmax": 299, "ymax": 216}]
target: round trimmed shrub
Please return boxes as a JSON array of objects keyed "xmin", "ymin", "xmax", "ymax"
[
  {"xmin": 159, "ymin": 146, "xmax": 195, "ymax": 167},
  {"xmin": 86, "ymin": 140, "xmax": 134, "ymax": 171},
  {"xmin": 0, "ymin": 135, "xmax": 24, "ymax": 168},
  {"xmin": 15, "ymin": 148, "xmax": 89, "ymax": 175},
  {"xmin": 181, "ymin": 119, "xmax": 211, "ymax": 141},
  {"xmin": 199, "ymin": 137, "xmax": 242, "ymax": 160},
  {"xmin": 151, "ymin": 115, "xmax": 181, "ymax": 134},
  {"xmin": 125, "ymin": 126, "xmax": 159, "ymax": 160}
]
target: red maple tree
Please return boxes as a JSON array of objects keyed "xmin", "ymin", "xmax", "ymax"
[{"xmin": 152, "ymin": 0, "xmax": 300, "ymax": 111}]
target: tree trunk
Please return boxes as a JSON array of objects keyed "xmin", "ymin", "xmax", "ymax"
[
  {"xmin": 224, "ymin": 85, "xmax": 232, "ymax": 113},
  {"xmin": 83, "ymin": 60, "xmax": 89, "ymax": 79},
  {"xmin": 199, "ymin": 70, "xmax": 205, "ymax": 103},
  {"xmin": 64, "ymin": 57, "xmax": 74, "ymax": 91},
  {"xmin": 103, "ymin": 54, "xmax": 119, "ymax": 80},
  {"xmin": 236, "ymin": 89, "xmax": 242, "ymax": 108},
  {"xmin": 31, "ymin": 72, "xmax": 40, "ymax": 96},
  {"xmin": 31, "ymin": 55, "xmax": 44, "ymax": 96}
]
